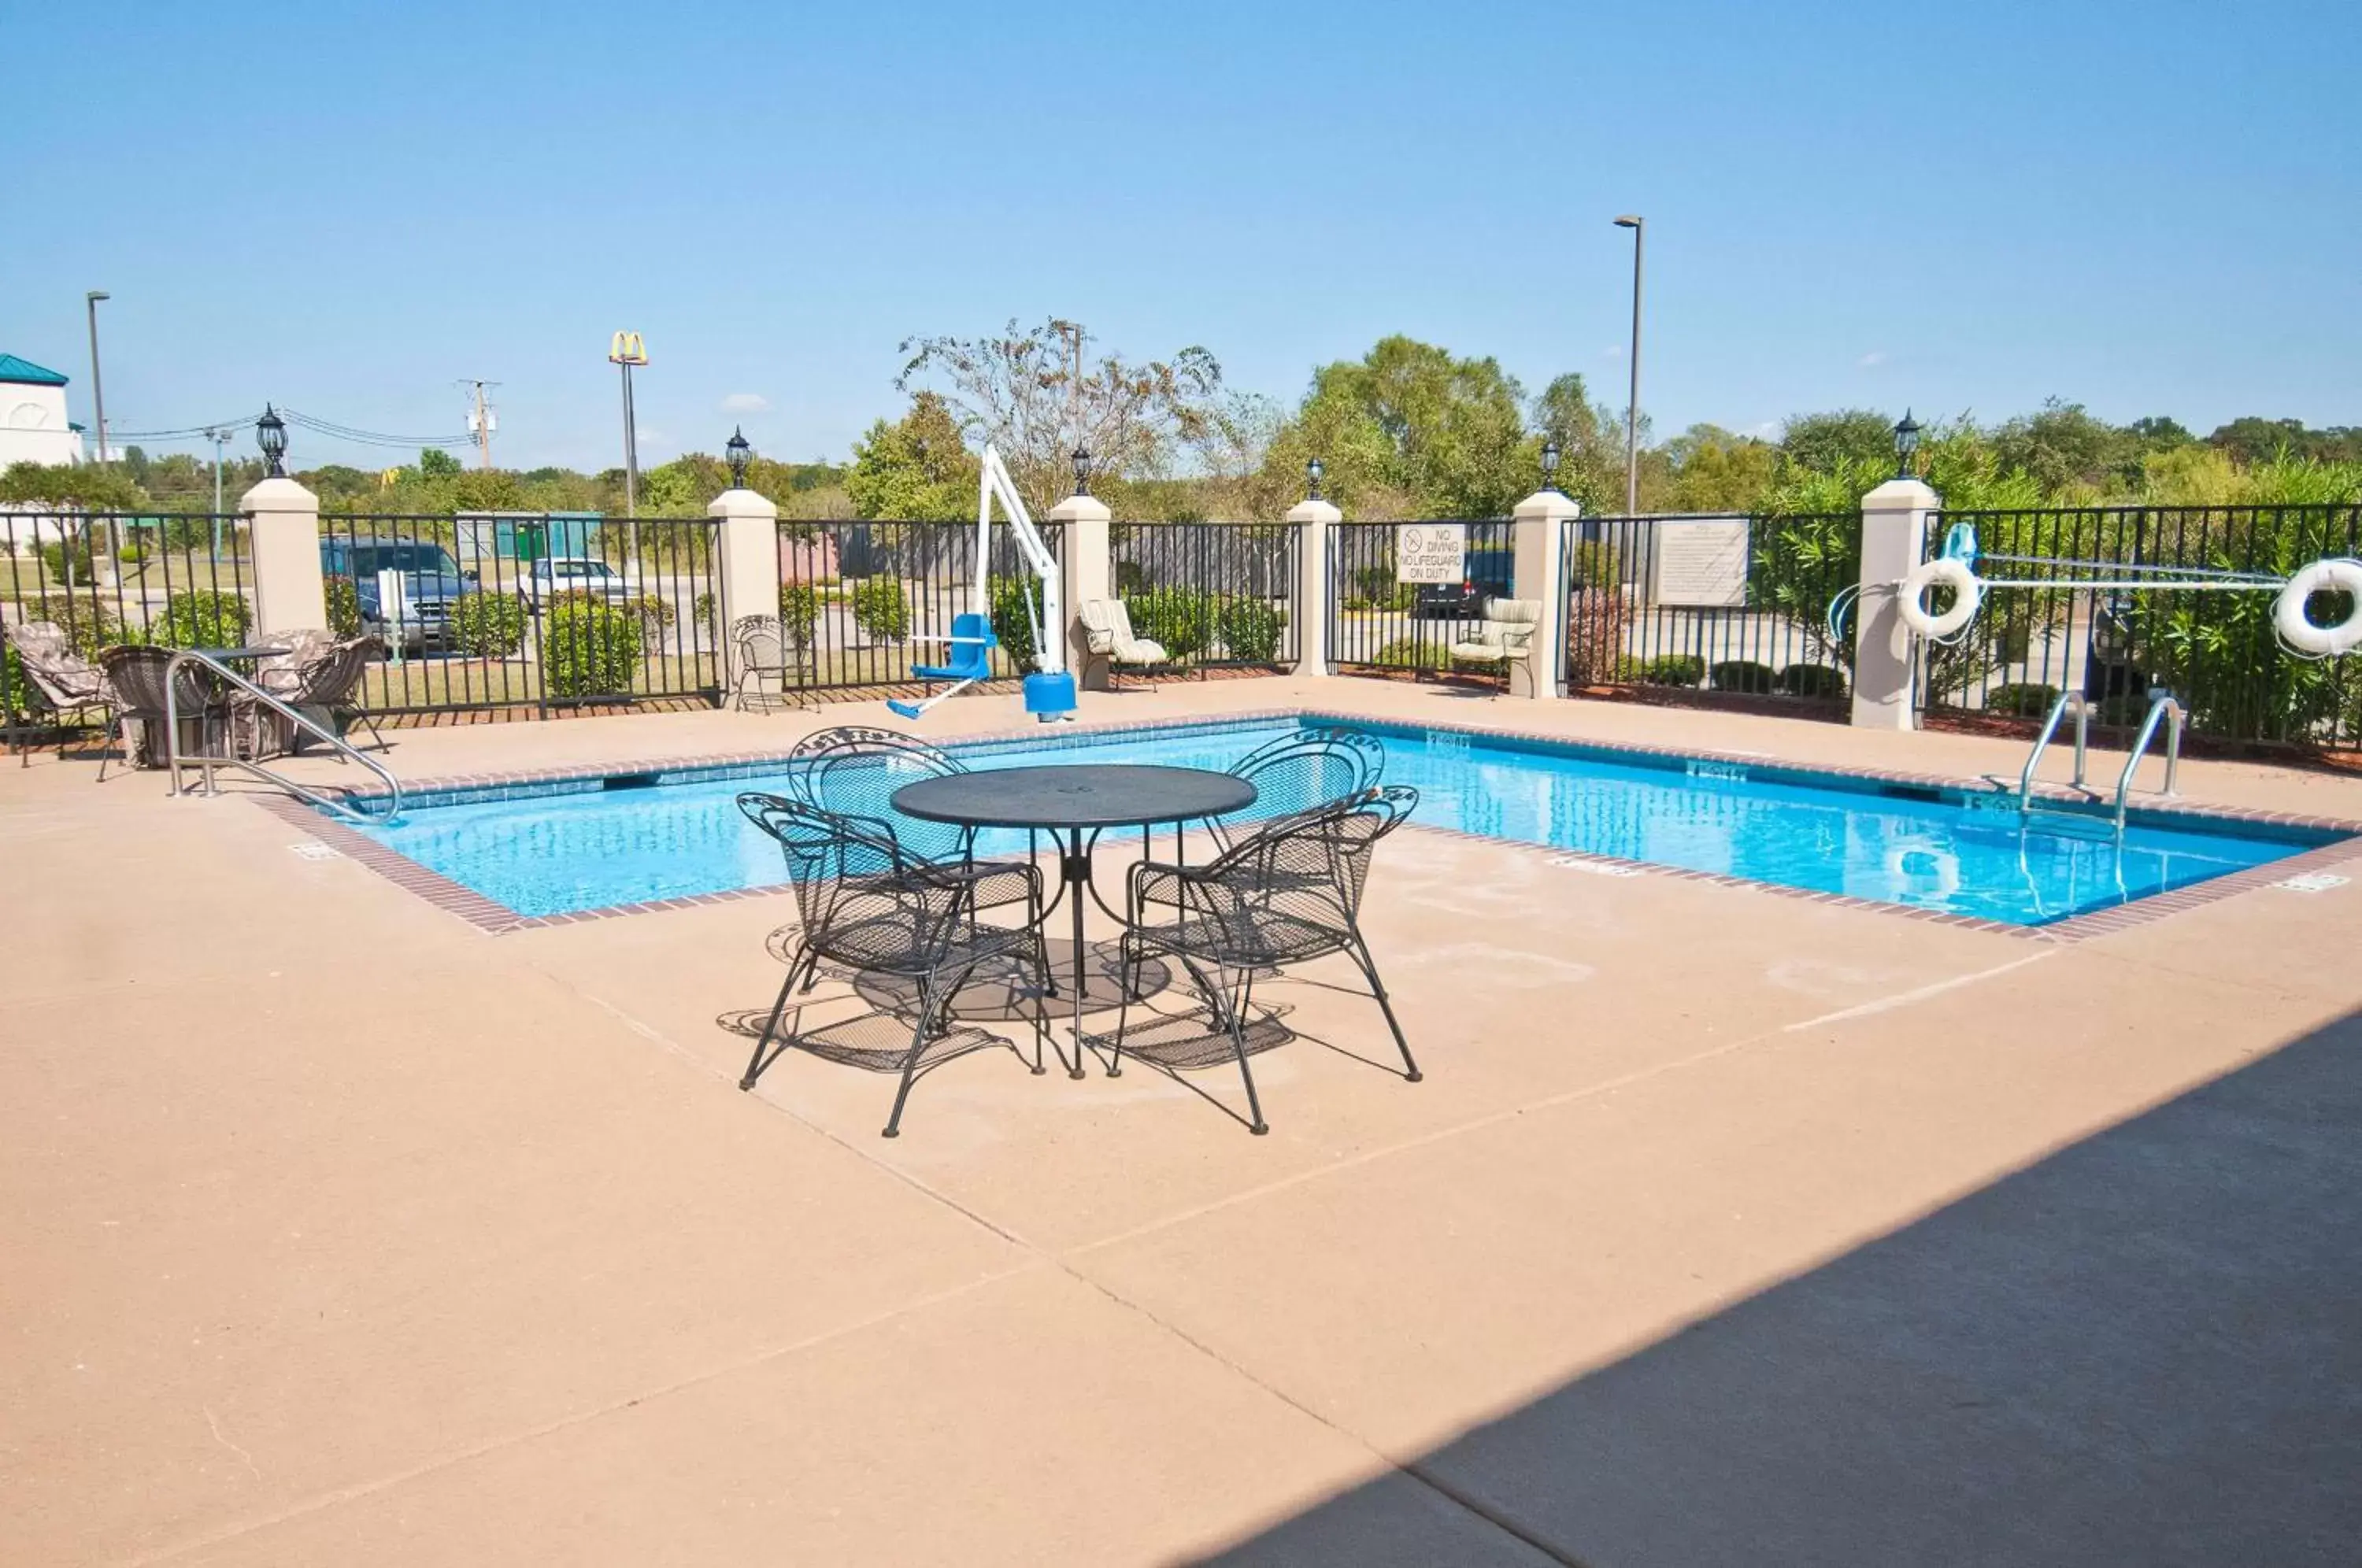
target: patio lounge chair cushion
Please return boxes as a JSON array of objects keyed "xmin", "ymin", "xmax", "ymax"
[
  {"xmin": 1079, "ymin": 600, "xmax": 1167, "ymax": 666},
  {"xmin": 1447, "ymin": 597, "xmax": 1541, "ymax": 664},
  {"xmin": 5, "ymin": 620, "xmax": 110, "ymax": 709}
]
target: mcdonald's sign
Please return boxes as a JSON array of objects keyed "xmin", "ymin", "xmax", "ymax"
[{"xmin": 608, "ymin": 331, "xmax": 649, "ymax": 366}]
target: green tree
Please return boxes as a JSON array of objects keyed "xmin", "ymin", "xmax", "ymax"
[
  {"xmin": 0, "ymin": 460, "xmax": 149, "ymax": 511},
  {"xmin": 845, "ymin": 393, "xmax": 979, "ymax": 521},
  {"xmin": 1531, "ymin": 373, "xmax": 1627, "ymax": 515},
  {"xmin": 1777, "ymin": 409, "xmax": 1897, "ymax": 475},
  {"xmin": 1268, "ymin": 336, "xmax": 1531, "ymax": 519},
  {"xmin": 1661, "ymin": 424, "xmax": 1778, "ymax": 513},
  {"xmin": 898, "ymin": 317, "xmax": 1224, "ymax": 516},
  {"xmin": 1990, "ymin": 399, "xmax": 2142, "ymax": 497},
  {"xmin": 418, "ymin": 447, "xmax": 462, "ymax": 477}
]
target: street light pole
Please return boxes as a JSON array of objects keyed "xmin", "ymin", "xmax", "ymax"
[
  {"xmin": 609, "ymin": 331, "xmax": 649, "ymax": 520},
  {"xmin": 84, "ymin": 290, "xmax": 110, "ymax": 464},
  {"xmin": 1612, "ymin": 216, "xmax": 1643, "ymax": 515},
  {"xmin": 205, "ymin": 425, "xmax": 230, "ymax": 557}
]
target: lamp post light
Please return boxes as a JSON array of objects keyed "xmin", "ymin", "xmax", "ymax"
[
  {"xmin": 1892, "ymin": 409, "xmax": 1923, "ymax": 480},
  {"xmin": 255, "ymin": 405, "xmax": 288, "ymax": 478},
  {"xmin": 1541, "ymin": 438, "xmax": 1561, "ymax": 493},
  {"xmin": 1306, "ymin": 455, "xmax": 1324, "ymax": 501},
  {"xmin": 1612, "ymin": 215, "xmax": 1643, "ymax": 516},
  {"xmin": 1072, "ymin": 445, "xmax": 1091, "ymax": 497},
  {"xmin": 726, "ymin": 426, "xmax": 752, "ymax": 490},
  {"xmin": 84, "ymin": 290, "xmax": 110, "ymax": 464}
]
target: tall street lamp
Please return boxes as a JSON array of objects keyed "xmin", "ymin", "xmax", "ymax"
[
  {"xmin": 85, "ymin": 290, "xmax": 110, "ymax": 464},
  {"xmin": 608, "ymin": 331, "xmax": 648, "ymax": 516},
  {"xmin": 1612, "ymin": 216, "xmax": 1643, "ymax": 516}
]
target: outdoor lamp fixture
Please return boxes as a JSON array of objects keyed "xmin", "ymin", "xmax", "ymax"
[
  {"xmin": 1542, "ymin": 438, "xmax": 1561, "ymax": 491},
  {"xmin": 1072, "ymin": 445, "xmax": 1091, "ymax": 497},
  {"xmin": 726, "ymin": 426, "xmax": 752, "ymax": 489},
  {"xmin": 255, "ymin": 404, "xmax": 288, "ymax": 477},
  {"xmin": 1892, "ymin": 409, "xmax": 1923, "ymax": 479},
  {"xmin": 1306, "ymin": 456, "xmax": 1324, "ymax": 500}
]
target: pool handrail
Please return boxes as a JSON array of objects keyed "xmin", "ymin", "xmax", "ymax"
[{"xmin": 163, "ymin": 648, "xmax": 403, "ymax": 825}]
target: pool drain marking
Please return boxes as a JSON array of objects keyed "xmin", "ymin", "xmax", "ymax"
[
  {"xmin": 288, "ymin": 841, "xmax": 342, "ymax": 861},
  {"xmin": 2273, "ymin": 871, "xmax": 2349, "ymax": 893}
]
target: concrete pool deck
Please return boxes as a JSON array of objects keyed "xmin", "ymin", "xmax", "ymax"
[{"xmin": 6, "ymin": 675, "xmax": 2360, "ymax": 1565}]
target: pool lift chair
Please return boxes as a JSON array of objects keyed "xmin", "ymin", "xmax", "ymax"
[{"xmin": 888, "ymin": 444, "xmax": 1076, "ymax": 724}]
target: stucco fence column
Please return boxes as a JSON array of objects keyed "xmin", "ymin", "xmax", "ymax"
[
  {"xmin": 1511, "ymin": 488, "xmax": 1579, "ymax": 699},
  {"xmin": 1849, "ymin": 478, "xmax": 1940, "ymax": 729},
  {"xmin": 708, "ymin": 486, "xmax": 782, "ymax": 701},
  {"xmin": 1286, "ymin": 495, "xmax": 1338, "ymax": 679},
  {"xmin": 240, "ymin": 475, "xmax": 327, "ymax": 638},
  {"xmin": 1050, "ymin": 491, "xmax": 1112, "ymax": 692}
]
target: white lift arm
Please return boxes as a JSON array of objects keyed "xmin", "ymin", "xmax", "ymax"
[{"xmin": 976, "ymin": 443, "xmax": 1065, "ymax": 675}]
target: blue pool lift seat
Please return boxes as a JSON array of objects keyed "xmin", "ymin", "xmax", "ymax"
[{"xmin": 912, "ymin": 612, "xmax": 996, "ymax": 683}]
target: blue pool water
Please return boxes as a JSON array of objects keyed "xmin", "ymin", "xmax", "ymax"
[{"xmin": 349, "ymin": 717, "xmax": 2337, "ymax": 925}]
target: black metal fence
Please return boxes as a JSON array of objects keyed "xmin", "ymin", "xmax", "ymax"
[
  {"xmin": 317, "ymin": 512, "xmax": 723, "ymax": 716},
  {"xmin": 1327, "ymin": 520, "xmax": 1514, "ymax": 673},
  {"xmin": 1110, "ymin": 523, "xmax": 1300, "ymax": 669},
  {"xmin": 1922, "ymin": 504, "xmax": 2362, "ymax": 749},
  {"xmin": 773, "ymin": 520, "xmax": 1064, "ymax": 693},
  {"xmin": 1564, "ymin": 512, "xmax": 1857, "ymax": 707},
  {"xmin": 2, "ymin": 511, "xmax": 255, "ymax": 736}
]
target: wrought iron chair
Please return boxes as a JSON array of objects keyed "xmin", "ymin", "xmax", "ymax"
[
  {"xmin": 782, "ymin": 727, "xmax": 1041, "ymax": 921},
  {"xmin": 735, "ymin": 793, "xmax": 1052, "ymax": 1137},
  {"xmin": 2, "ymin": 619, "xmax": 119, "ymax": 775},
  {"xmin": 1113, "ymin": 784, "xmax": 1423, "ymax": 1134},
  {"xmin": 731, "ymin": 614, "xmax": 810, "ymax": 712},
  {"xmin": 1209, "ymin": 727, "xmax": 1387, "ymax": 852}
]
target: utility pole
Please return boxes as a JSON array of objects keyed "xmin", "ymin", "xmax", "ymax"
[
  {"xmin": 464, "ymin": 379, "xmax": 500, "ymax": 471},
  {"xmin": 85, "ymin": 290, "xmax": 110, "ymax": 464}
]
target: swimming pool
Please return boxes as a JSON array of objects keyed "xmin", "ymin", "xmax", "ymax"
[{"xmin": 346, "ymin": 716, "xmax": 2342, "ymax": 926}]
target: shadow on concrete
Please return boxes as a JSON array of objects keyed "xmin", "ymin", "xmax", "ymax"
[{"xmin": 1195, "ymin": 1009, "xmax": 2362, "ymax": 1567}]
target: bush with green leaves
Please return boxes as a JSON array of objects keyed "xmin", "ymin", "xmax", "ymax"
[
  {"xmin": 1216, "ymin": 595, "xmax": 1287, "ymax": 663},
  {"xmin": 1127, "ymin": 586, "xmax": 1214, "ymax": 661},
  {"xmin": 849, "ymin": 575, "xmax": 911, "ymax": 640},
  {"xmin": 1372, "ymin": 636, "xmax": 1450, "ymax": 671},
  {"xmin": 1778, "ymin": 663, "xmax": 1847, "ymax": 700},
  {"xmin": 1982, "ymin": 682, "xmax": 2061, "ymax": 718},
  {"xmin": 1637, "ymin": 653, "xmax": 1705, "ymax": 686},
  {"xmin": 2, "ymin": 645, "xmax": 38, "ymax": 719},
  {"xmin": 542, "ymin": 599, "xmax": 642, "ymax": 699},
  {"xmin": 778, "ymin": 585, "xmax": 820, "ymax": 651},
  {"xmin": 325, "ymin": 575, "xmax": 363, "ymax": 638},
  {"xmin": 1345, "ymin": 567, "xmax": 1416, "ymax": 612},
  {"xmin": 1709, "ymin": 660, "xmax": 1779, "ymax": 694},
  {"xmin": 36, "ymin": 534, "xmax": 95, "ymax": 583},
  {"xmin": 150, "ymin": 590, "xmax": 253, "ymax": 650},
  {"xmin": 450, "ymin": 593, "xmax": 529, "ymax": 658},
  {"xmin": 987, "ymin": 575, "xmax": 1039, "ymax": 670}
]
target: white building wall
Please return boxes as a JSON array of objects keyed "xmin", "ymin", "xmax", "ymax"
[{"xmin": 0, "ymin": 382, "xmax": 83, "ymax": 468}]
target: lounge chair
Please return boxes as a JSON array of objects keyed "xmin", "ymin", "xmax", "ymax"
[
  {"xmin": 2, "ymin": 619, "xmax": 118, "ymax": 775},
  {"xmin": 1447, "ymin": 597, "xmax": 1543, "ymax": 695},
  {"xmin": 733, "ymin": 794, "xmax": 1052, "ymax": 1137},
  {"xmin": 1113, "ymin": 785, "xmax": 1423, "ymax": 1134},
  {"xmin": 1079, "ymin": 599, "xmax": 1168, "ymax": 688},
  {"xmin": 244, "ymin": 631, "xmax": 387, "ymax": 758}
]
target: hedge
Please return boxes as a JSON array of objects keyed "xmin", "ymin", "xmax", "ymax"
[{"xmin": 542, "ymin": 600, "xmax": 642, "ymax": 698}]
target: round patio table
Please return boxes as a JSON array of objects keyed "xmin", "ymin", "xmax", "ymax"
[{"xmin": 893, "ymin": 764, "xmax": 1257, "ymax": 1077}]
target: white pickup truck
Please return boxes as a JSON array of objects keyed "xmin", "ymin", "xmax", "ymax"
[{"xmin": 520, "ymin": 557, "xmax": 638, "ymax": 606}]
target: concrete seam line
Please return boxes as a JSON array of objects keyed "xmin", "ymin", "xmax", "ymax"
[{"xmin": 1779, "ymin": 950, "xmax": 2060, "ymax": 1032}]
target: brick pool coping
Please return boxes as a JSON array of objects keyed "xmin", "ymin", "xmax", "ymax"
[{"xmin": 253, "ymin": 705, "xmax": 2362, "ymax": 943}]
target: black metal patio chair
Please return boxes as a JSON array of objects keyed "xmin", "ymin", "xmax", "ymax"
[
  {"xmin": 735, "ymin": 793, "xmax": 1053, "ymax": 1138},
  {"xmin": 98, "ymin": 645, "xmax": 234, "ymax": 772},
  {"xmin": 785, "ymin": 725, "xmax": 1040, "ymax": 920},
  {"xmin": 1209, "ymin": 727, "xmax": 1387, "ymax": 852},
  {"xmin": 1112, "ymin": 784, "xmax": 1423, "ymax": 1135}
]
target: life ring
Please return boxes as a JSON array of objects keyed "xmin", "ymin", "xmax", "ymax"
[
  {"xmin": 2272, "ymin": 558, "xmax": 2362, "ymax": 657},
  {"xmin": 1897, "ymin": 557, "xmax": 1982, "ymax": 640}
]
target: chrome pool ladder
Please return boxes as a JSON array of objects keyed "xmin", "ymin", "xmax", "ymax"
[
  {"xmin": 2112, "ymin": 692, "xmax": 2183, "ymax": 832},
  {"xmin": 2016, "ymin": 690, "xmax": 2096, "ymax": 810},
  {"xmin": 164, "ymin": 649, "xmax": 403, "ymax": 826}
]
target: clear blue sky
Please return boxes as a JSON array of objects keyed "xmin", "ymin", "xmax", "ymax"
[{"xmin": 6, "ymin": 0, "xmax": 2355, "ymax": 473}]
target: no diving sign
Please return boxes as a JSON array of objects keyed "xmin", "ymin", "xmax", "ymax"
[{"xmin": 1396, "ymin": 523, "xmax": 1466, "ymax": 584}]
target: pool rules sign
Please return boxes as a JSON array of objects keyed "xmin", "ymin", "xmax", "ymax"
[{"xmin": 1396, "ymin": 523, "xmax": 1466, "ymax": 584}]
